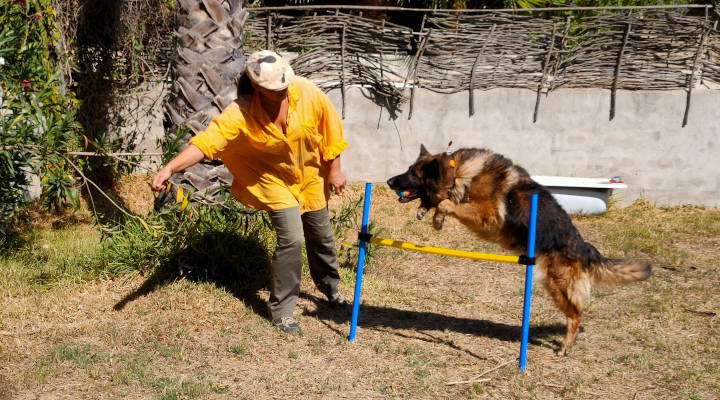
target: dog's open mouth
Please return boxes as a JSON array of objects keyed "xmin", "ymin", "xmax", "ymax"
[{"xmin": 396, "ymin": 189, "xmax": 418, "ymax": 203}]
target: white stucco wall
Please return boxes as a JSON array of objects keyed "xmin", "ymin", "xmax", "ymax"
[
  {"xmin": 115, "ymin": 83, "xmax": 168, "ymax": 170},
  {"xmin": 328, "ymin": 86, "xmax": 720, "ymax": 207}
]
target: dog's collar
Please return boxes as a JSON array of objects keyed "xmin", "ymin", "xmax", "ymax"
[{"xmin": 447, "ymin": 158, "xmax": 457, "ymax": 199}]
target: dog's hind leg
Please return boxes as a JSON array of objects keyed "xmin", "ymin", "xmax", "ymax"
[
  {"xmin": 544, "ymin": 267, "xmax": 584, "ymax": 356},
  {"xmin": 560, "ymin": 309, "xmax": 581, "ymax": 356}
]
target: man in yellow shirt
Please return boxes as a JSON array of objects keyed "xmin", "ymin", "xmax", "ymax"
[{"xmin": 151, "ymin": 50, "xmax": 349, "ymax": 333}]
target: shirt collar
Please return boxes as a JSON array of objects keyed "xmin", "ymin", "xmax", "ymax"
[
  {"xmin": 247, "ymin": 80, "xmax": 300, "ymax": 140},
  {"xmin": 249, "ymin": 80, "xmax": 299, "ymax": 116},
  {"xmin": 287, "ymin": 79, "xmax": 299, "ymax": 111}
]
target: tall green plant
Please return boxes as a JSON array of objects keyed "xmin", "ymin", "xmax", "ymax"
[
  {"xmin": 0, "ymin": 0, "xmax": 81, "ymax": 238},
  {"xmin": 101, "ymin": 199, "xmax": 272, "ymax": 289}
]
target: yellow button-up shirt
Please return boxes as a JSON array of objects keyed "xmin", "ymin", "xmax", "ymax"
[{"xmin": 189, "ymin": 77, "xmax": 348, "ymax": 213}]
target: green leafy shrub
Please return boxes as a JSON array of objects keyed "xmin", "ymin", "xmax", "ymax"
[
  {"xmin": 101, "ymin": 200, "xmax": 274, "ymax": 296},
  {"xmin": 1, "ymin": 0, "xmax": 81, "ymax": 239}
]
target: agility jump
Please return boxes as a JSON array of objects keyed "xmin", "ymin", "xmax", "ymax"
[{"xmin": 348, "ymin": 182, "xmax": 539, "ymax": 372}]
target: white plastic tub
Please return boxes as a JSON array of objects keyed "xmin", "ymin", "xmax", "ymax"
[{"xmin": 531, "ymin": 176, "xmax": 628, "ymax": 215}]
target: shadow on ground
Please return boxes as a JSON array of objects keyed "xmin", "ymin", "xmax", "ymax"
[
  {"xmin": 111, "ymin": 228, "xmax": 565, "ymax": 352},
  {"xmin": 302, "ymin": 293, "xmax": 567, "ymax": 354},
  {"xmin": 113, "ymin": 230, "xmax": 271, "ymax": 318}
]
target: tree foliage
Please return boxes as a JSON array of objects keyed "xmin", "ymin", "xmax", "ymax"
[{"xmin": 0, "ymin": 0, "xmax": 81, "ymax": 240}]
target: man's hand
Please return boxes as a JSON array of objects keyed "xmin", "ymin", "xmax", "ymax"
[
  {"xmin": 151, "ymin": 165, "xmax": 174, "ymax": 192},
  {"xmin": 327, "ymin": 156, "xmax": 346, "ymax": 195},
  {"xmin": 150, "ymin": 144, "xmax": 206, "ymax": 192}
]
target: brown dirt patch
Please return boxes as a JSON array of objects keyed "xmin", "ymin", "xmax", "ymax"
[
  {"xmin": 0, "ymin": 373, "xmax": 13, "ymax": 400},
  {"xmin": 112, "ymin": 173, "xmax": 155, "ymax": 215}
]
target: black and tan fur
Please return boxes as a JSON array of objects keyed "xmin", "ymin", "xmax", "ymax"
[{"xmin": 387, "ymin": 145, "xmax": 652, "ymax": 355}]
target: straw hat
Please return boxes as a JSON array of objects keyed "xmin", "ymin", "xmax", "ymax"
[{"xmin": 245, "ymin": 50, "xmax": 295, "ymax": 91}]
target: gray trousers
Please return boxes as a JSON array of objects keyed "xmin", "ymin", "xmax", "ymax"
[{"xmin": 267, "ymin": 206, "xmax": 341, "ymax": 320}]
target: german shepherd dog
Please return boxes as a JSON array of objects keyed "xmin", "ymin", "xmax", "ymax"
[{"xmin": 387, "ymin": 145, "xmax": 651, "ymax": 355}]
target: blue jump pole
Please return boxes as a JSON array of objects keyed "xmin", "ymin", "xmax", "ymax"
[
  {"xmin": 349, "ymin": 182, "xmax": 372, "ymax": 341},
  {"xmin": 519, "ymin": 193, "xmax": 539, "ymax": 372}
]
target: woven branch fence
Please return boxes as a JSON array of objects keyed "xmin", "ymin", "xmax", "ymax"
[
  {"xmin": 242, "ymin": 5, "xmax": 719, "ymax": 123},
  {"xmin": 164, "ymin": 3, "xmax": 719, "ymax": 204}
]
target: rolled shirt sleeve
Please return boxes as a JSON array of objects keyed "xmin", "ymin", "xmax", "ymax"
[
  {"xmin": 314, "ymin": 89, "xmax": 348, "ymax": 162},
  {"xmin": 188, "ymin": 103, "xmax": 246, "ymax": 161}
]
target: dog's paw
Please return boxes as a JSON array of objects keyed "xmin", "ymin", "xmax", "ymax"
[
  {"xmin": 555, "ymin": 345, "xmax": 570, "ymax": 357},
  {"xmin": 437, "ymin": 199, "xmax": 455, "ymax": 214},
  {"xmin": 432, "ymin": 211, "xmax": 445, "ymax": 230},
  {"xmin": 416, "ymin": 207, "xmax": 428, "ymax": 220}
]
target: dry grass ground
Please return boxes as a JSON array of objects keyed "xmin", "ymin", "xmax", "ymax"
[{"xmin": 1, "ymin": 181, "xmax": 718, "ymax": 399}]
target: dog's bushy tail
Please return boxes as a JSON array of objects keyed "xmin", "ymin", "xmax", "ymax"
[
  {"xmin": 590, "ymin": 257, "xmax": 652, "ymax": 284},
  {"xmin": 578, "ymin": 241, "xmax": 651, "ymax": 284}
]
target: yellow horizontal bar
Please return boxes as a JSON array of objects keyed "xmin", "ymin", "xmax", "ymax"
[{"xmin": 368, "ymin": 237, "xmax": 520, "ymax": 264}]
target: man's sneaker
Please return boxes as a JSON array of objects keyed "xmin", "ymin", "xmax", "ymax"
[
  {"xmin": 328, "ymin": 292, "xmax": 351, "ymax": 309},
  {"xmin": 272, "ymin": 317, "xmax": 301, "ymax": 333}
]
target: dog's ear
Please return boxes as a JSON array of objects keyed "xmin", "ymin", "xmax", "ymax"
[
  {"xmin": 419, "ymin": 144, "xmax": 430, "ymax": 157},
  {"xmin": 422, "ymin": 158, "xmax": 441, "ymax": 181}
]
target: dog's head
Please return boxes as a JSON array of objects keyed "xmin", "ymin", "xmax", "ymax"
[{"xmin": 386, "ymin": 144, "xmax": 454, "ymax": 219}]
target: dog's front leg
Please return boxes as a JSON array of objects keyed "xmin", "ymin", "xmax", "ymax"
[
  {"xmin": 416, "ymin": 207, "xmax": 428, "ymax": 220},
  {"xmin": 433, "ymin": 199, "xmax": 456, "ymax": 230},
  {"xmin": 432, "ymin": 210, "xmax": 445, "ymax": 230},
  {"xmin": 443, "ymin": 200, "xmax": 499, "ymax": 231}
]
